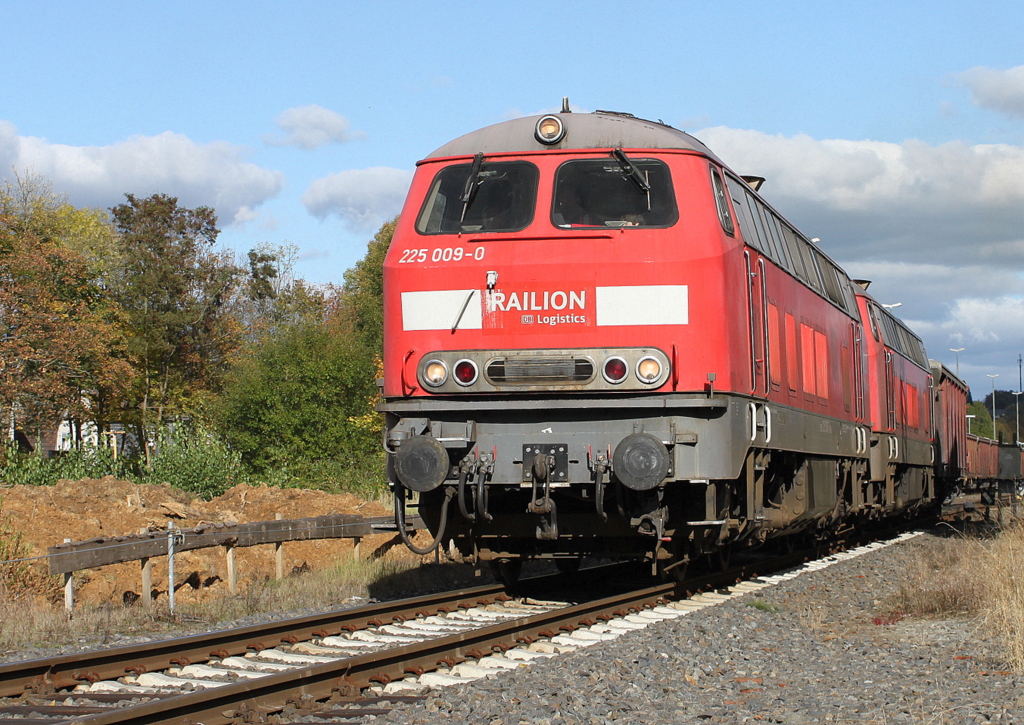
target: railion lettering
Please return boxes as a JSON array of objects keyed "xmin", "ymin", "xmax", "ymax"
[{"xmin": 488, "ymin": 290, "xmax": 586, "ymax": 313}]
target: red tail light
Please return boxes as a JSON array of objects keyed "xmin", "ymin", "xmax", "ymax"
[
  {"xmin": 454, "ymin": 359, "xmax": 479, "ymax": 386},
  {"xmin": 602, "ymin": 357, "xmax": 628, "ymax": 384}
]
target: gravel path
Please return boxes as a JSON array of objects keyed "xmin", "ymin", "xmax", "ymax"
[{"xmin": 380, "ymin": 532, "xmax": 1023, "ymax": 724}]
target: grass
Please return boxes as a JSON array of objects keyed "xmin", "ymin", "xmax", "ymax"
[
  {"xmin": 888, "ymin": 529, "xmax": 988, "ymax": 619},
  {"xmin": 888, "ymin": 519, "xmax": 1024, "ymax": 671},
  {"xmin": 0, "ymin": 552, "xmax": 485, "ymax": 659},
  {"xmin": 979, "ymin": 522, "xmax": 1024, "ymax": 670},
  {"xmin": 745, "ymin": 599, "xmax": 780, "ymax": 613}
]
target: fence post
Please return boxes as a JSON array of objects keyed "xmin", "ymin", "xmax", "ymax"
[
  {"xmin": 140, "ymin": 527, "xmax": 152, "ymax": 608},
  {"xmin": 167, "ymin": 522, "xmax": 176, "ymax": 614},
  {"xmin": 226, "ymin": 544, "xmax": 237, "ymax": 594},
  {"xmin": 63, "ymin": 538, "xmax": 74, "ymax": 616},
  {"xmin": 274, "ymin": 513, "xmax": 284, "ymax": 580},
  {"xmin": 352, "ymin": 536, "xmax": 363, "ymax": 561}
]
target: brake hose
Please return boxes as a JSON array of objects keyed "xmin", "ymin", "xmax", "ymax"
[{"xmin": 395, "ymin": 484, "xmax": 454, "ymax": 556}]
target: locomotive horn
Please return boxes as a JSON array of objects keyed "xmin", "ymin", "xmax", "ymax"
[
  {"xmin": 394, "ymin": 435, "xmax": 450, "ymax": 492},
  {"xmin": 612, "ymin": 433, "xmax": 670, "ymax": 491}
]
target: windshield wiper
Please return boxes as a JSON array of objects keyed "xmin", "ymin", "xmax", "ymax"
[
  {"xmin": 460, "ymin": 152, "xmax": 485, "ymax": 223},
  {"xmin": 612, "ymin": 148, "xmax": 651, "ymax": 211}
]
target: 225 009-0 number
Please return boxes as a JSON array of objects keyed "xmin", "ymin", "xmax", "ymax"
[{"xmin": 398, "ymin": 246, "xmax": 485, "ymax": 264}]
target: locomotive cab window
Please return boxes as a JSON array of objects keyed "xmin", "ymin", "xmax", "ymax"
[
  {"xmin": 552, "ymin": 156, "xmax": 677, "ymax": 228},
  {"xmin": 416, "ymin": 160, "xmax": 539, "ymax": 234}
]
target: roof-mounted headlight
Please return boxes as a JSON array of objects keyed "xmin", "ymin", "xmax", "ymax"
[{"xmin": 535, "ymin": 115, "xmax": 565, "ymax": 145}]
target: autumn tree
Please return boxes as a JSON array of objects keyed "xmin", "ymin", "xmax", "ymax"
[
  {"xmin": 0, "ymin": 220, "xmax": 130, "ymax": 442},
  {"xmin": 0, "ymin": 176, "xmax": 131, "ymax": 442},
  {"xmin": 109, "ymin": 194, "xmax": 243, "ymax": 451}
]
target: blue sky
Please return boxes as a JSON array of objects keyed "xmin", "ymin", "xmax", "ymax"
[{"xmin": 3, "ymin": 1, "xmax": 1023, "ymax": 397}]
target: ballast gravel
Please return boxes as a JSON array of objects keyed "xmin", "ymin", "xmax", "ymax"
[{"xmin": 379, "ymin": 532, "xmax": 1024, "ymax": 724}]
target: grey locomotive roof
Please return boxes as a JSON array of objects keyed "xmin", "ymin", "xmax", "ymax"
[{"xmin": 426, "ymin": 111, "xmax": 724, "ymax": 163}]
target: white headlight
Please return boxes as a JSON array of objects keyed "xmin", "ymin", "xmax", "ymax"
[
  {"xmin": 636, "ymin": 356, "xmax": 663, "ymax": 384},
  {"xmin": 423, "ymin": 360, "xmax": 448, "ymax": 387},
  {"xmin": 535, "ymin": 115, "xmax": 565, "ymax": 145}
]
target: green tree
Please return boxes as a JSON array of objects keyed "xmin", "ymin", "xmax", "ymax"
[
  {"xmin": 341, "ymin": 217, "xmax": 395, "ymax": 354},
  {"xmin": 214, "ymin": 305, "xmax": 378, "ymax": 481},
  {"xmin": 967, "ymin": 400, "xmax": 994, "ymax": 439},
  {"xmin": 213, "ymin": 220, "xmax": 398, "ymax": 491},
  {"xmin": 109, "ymin": 193, "xmax": 242, "ymax": 455}
]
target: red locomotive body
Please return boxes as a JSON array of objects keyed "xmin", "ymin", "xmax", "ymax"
[
  {"xmin": 379, "ymin": 108, "xmax": 1014, "ymax": 580},
  {"xmin": 854, "ymin": 292, "xmax": 935, "ymax": 510}
]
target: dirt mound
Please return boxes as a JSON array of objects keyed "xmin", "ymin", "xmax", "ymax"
[{"xmin": 0, "ymin": 479, "xmax": 417, "ymax": 606}]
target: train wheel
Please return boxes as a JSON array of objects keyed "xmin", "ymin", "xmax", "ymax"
[
  {"xmin": 707, "ymin": 544, "xmax": 732, "ymax": 572},
  {"xmin": 490, "ymin": 559, "xmax": 523, "ymax": 588}
]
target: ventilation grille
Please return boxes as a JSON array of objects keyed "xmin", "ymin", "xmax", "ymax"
[{"xmin": 486, "ymin": 357, "xmax": 594, "ymax": 385}]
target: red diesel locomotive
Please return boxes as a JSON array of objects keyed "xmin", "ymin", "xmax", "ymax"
[{"xmin": 379, "ymin": 106, "xmax": 1016, "ymax": 581}]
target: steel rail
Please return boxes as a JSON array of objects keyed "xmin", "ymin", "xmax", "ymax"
[
  {"xmin": 0, "ymin": 583, "xmax": 506, "ymax": 698},
  {"xmin": 63, "ymin": 581, "xmax": 677, "ymax": 725}
]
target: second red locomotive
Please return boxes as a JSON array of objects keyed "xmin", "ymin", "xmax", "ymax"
[{"xmin": 379, "ymin": 105, "xmax": 1018, "ymax": 581}]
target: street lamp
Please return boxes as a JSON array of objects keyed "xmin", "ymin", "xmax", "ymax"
[
  {"xmin": 950, "ymin": 347, "xmax": 965, "ymax": 378},
  {"xmin": 881, "ymin": 302, "xmax": 902, "ymax": 310},
  {"xmin": 967, "ymin": 414, "xmax": 976, "ymax": 435},
  {"xmin": 987, "ymin": 374, "xmax": 999, "ymax": 440}
]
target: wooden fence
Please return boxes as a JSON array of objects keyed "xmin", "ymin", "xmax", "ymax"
[{"xmin": 46, "ymin": 513, "xmax": 423, "ymax": 613}]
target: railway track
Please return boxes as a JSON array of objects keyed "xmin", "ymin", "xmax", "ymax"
[
  {"xmin": 0, "ymin": 577, "xmax": 673, "ymax": 725},
  {"xmin": 0, "ymin": 528, "xmax": 932, "ymax": 725}
]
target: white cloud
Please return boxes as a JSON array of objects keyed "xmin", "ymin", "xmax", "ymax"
[
  {"xmin": 302, "ymin": 166, "xmax": 412, "ymax": 229},
  {"xmin": 695, "ymin": 126, "xmax": 1024, "ymax": 267},
  {"xmin": 957, "ymin": 65, "xmax": 1024, "ymax": 121},
  {"xmin": 846, "ymin": 263, "xmax": 1024, "ymax": 371},
  {"xmin": 0, "ymin": 121, "xmax": 283, "ymax": 225},
  {"xmin": 909, "ymin": 297, "xmax": 1024, "ymax": 354},
  {"xmin": 842, "ymin": 261, "xmax": 1024, "ymax": 308},
  {"xmin": 264, "ymin": 105, "xmax": 363, "ymax": 149}
]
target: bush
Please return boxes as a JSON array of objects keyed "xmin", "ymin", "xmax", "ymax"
[
  {"xmin": 0, "ymin": 441, "xmax": 131, "ymax": 487},
  {"xmin": 214, "ymin": 318, "xmax": 379, "ymax": 492},
  {"xmin": 142, "ymin": 425, "xmax": 243, "ymax": 500},
  {"xmin": 0, "ymin": 426, "xmax": 242, "ymax": 501}
]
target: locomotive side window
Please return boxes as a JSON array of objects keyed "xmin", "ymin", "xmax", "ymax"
[
  {"xmin": 779, "ymin": 223, "xmax": 811, "ymax": 284},
  {"xmin": 812, "ymin": 249, "xmax": 848, "ymax": 311},
  {"xmin": 416, "ymin": 160, "xmax": 539, "ymax": 234},
  {"xmin": 793, "ymin": 235, "xmax": 826, "ymax": 294},
  {"xmin": 552, "ymin": 158, "xmax": 677, "ymax": 228},
  {"xmin": 724, "ymin": 177, "xmax": 764, "ymax": 253},
  {"xmin": 745, "ymin": 192, "xmax": 777, "ymax": 258},
  {"xmin": 764, "ymin": 211, "xmax": 795, "ymax": 273},
  {"xmin": 710, "ymin": 166, "xmax": 735, "ymax": 236}
]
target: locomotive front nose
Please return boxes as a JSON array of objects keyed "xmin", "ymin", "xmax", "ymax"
[
  {"xmin": 394, "ymin": 436, "xmax": 450, "ymax": 492},
  {"xmin": 613, "ymin": 433, "xmax": 671, "ymax": 491}
]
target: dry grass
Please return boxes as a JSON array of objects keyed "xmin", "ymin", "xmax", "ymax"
[
  {"xmin": 979, "ymin": 521, "xmax": 1024, "ymax": 670},
  {"xmin": 888, "ymin": 531, "xmax": 988, "ymax": 619},
  {"xmin": 0, "ymin": 554, "xmax": 485, "ymax": 658},
  {"xmin": 890, "ymin": 519, "xmax": 1024, "ymax": 671}
]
